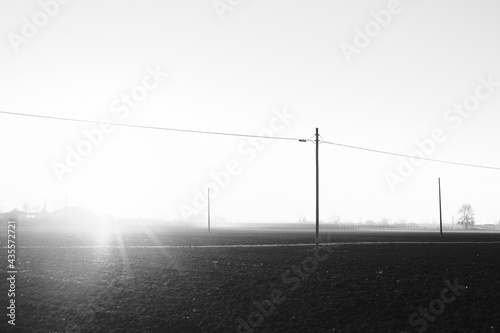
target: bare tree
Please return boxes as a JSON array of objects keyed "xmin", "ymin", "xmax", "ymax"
[
  {"xmin": 330, "ymin": 215, "xmax": 340, "ymax": 224},
  {"xmin": 457, "ymin": 204, "xmax": 475, "ymax": 229},
  {"xmin": 21, "ymin": 201, "xmax": 31, "ymax": 213}
]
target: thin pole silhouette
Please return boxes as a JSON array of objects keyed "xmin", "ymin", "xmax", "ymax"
[
  {"xmin": 65, "ymin": 195, "xmax": 68, "ymax": 230},
  {"xmin": 316, "ymin": 128, "xmax": 319, "ymax": 250},
  {"xmin": 207, "ymin": 188, "xmax": 211, "ymax": 233},
  {"xmin": 438, "ymin": 178, "xmax": 443, "ymax": 238}
]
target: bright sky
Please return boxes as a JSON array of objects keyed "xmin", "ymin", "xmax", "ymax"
[{"xmin": 1, "ymin": 0, "xmax": 499, "ymax": 224}]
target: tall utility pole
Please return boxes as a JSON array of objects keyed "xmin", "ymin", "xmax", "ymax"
[
  {"xmin": 438, "ymin": 178, "xmax": 443, "ymax": 238},
  {"xmin": 315, "ymin": 128, "xmax": 320, "ymax": 250},
  {"xmin": 207, "ymin": 188, "xmax": 211, "ymax": 233}
]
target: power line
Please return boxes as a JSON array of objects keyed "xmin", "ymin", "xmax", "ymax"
[
  {"xmin": 0, "ymin": 110, "xmax": 308, "ymax": 142},
  {"xmin": 321, "ymin": 140, "xmax": 500, "ymax": 171},
  {"xmin": 1, "ymin": 109, "xmax": 499, "ymax": 171}
]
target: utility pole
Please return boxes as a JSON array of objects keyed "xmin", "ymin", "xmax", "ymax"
[
  {"xmin": 315, "ymin": 128, "xmax": 319, "ymax": 250},
  {"xmin": 207, "ymin": 188, "xmax": 211, "ymax": 233},
  {"xmin": 65, "ymin": 195, "xmax": 68, "ymax": 230},
  {"xmin": 438, "ymin": 178, "xmax": 443, "ymax": 238}
]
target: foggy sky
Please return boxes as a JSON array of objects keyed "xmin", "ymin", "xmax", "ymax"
[{"xmin": 1, "ymin": 0, "xmax": 499, "ymax": 224}]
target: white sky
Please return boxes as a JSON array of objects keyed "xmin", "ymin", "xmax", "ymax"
[{"xmin": 1, "ymin": 0, "xmax": 499, "ymax": 224}]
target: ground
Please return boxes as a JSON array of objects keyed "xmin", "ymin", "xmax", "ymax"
[{"xmin": 1, "ymin": 228, "xmax": 499, "ymax": 332}]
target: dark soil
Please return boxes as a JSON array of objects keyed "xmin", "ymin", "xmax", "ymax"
[{"xmin": 1, "ymin": 229, "xmax": 499, "ymax": 332}]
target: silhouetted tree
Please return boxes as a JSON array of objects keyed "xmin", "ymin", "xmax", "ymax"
[
  {"xmin": 457, "ymin": 204, "xmax": 475, "ymax": 229},
  {"xmin": 21, "ymin": 201, "xmax": 31, "ymax": 213}
]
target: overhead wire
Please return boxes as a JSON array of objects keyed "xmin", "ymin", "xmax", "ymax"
[
  {"xmin": 321, "ymin": 140, "xmax": 500, "ymax": 171},
  {"xmin": 0, "ymin": 110, "xmax": 307, "ymax": 142},
  {"xmin": 1, "ymin": 109, "xmax": 499, "ymax": 171}
]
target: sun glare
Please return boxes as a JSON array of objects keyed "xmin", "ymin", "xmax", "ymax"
[{"xmin": 94, "ymin": 223, "xmax": 113, "ymax": 245}]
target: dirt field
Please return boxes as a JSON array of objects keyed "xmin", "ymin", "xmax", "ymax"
[{"xmin": 1, "ymin": 228, "xmax": 499, "ymax": 332}]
